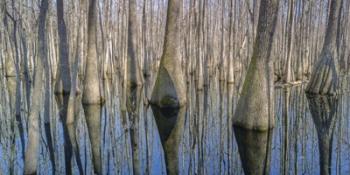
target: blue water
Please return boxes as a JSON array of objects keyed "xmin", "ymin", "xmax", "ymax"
[{"xmin": 0, "ymin": 75, "xmax": 350, "ymax": 174}]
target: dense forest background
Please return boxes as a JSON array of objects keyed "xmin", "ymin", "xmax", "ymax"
[{"xmin": 1, "ymin": 0, "xmax": 349, "ymax": 91}]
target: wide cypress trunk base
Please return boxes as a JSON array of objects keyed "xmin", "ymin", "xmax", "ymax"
[
  {"xmin": 150, "ymin": 66, "xmax": 186, "ymax": 108},
  {"xmin": 232, "ymin": 57, "xmax": 275, "ymax": 131}
]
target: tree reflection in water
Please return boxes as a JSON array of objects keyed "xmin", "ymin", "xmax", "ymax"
[
  {"xmin": 151, "ymin": 105, "xmax": 186, "ymax": 175},
  {"xmin": 0, "ymin": 77, "xmax": 350, "ymax": 174},
  {"xmin": 307, "ymin": 95, "xmax": 339, "ymax": 175},
  {"xmin": 234, "ymin": 127, "xmax": 273, "ymax": 175}
]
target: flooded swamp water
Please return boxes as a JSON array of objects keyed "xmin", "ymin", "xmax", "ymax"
[{"xmin": 0, "ymin": 74, "xmax": 350, "ymax": 175}]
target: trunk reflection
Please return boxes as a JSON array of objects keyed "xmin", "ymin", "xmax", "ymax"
[
  {"xmin": 234, "ymin": 127, "xmax": 273, "ymax": 175},
  {"xmin": 307, "ymin": 95, "xmax": 339, "ymax": 175},
  {"xmin": 151, "ymin": 106, "xmax": 186, "ymax": 175}
]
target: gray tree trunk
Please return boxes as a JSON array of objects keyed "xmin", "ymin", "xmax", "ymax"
[
  {"xmin": 1, "ymin": 2, "xmax": 16, "ymax": 77},
  {"xmin": 82, "ymin": 0, "xmax": 104, "ymax": 104},
  {"xmin": 305, "ymin": 0, "xmax": 341, "ymax": 95},
  {"xmin": 24, "ymin": 0, "xmax": 48, "ymax": 174},
  {"xmin": 232, "ymin": 0, "xmax": 279, "ymax": 131},
  {"xmin": 65, "ymin": 16, "xmax": 85, "ymax": 173},
  {"xmin": 4, "ymin": 34, "xmax": 16, "ymax": 77},
  {"xmin": 82, "ymin": 1, "xmax": 103, "ymax": 173},
  {"xmin": 127, "ymin": 0, "xmax": 143, "ymax": 87},
  {"xmin": 150, "ymin": 0, "xmax": 186, "ymax": 108},
  {"xmin": 55, "ymin": 0, "xmax": 71, "ymax": 94}
]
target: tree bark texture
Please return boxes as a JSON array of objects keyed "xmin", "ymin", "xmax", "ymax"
[
  {"xmin": 82, "ymin": 0, "xmax": 104, "ymax": 104},
  {"xmin": 24, "ymin": 0, "xmax": 48, "ymax": 174},
  {"xmin": 150, "ymin": 0, "xmax": 186, "ymax": 108},
  {"xmin": 306, "ymin": 0, "xmax": 342, "ymax": 95},
  {"xmin": 55, "ymin": 0, "xmax": 72, "ymax": 94},
  {"xmin": 233, "ymin": 0, "xmax": 279, "ymax": 131},
  {"xmin": 127, "ymin": 0, "xmax": 143, "ymax": 87}
]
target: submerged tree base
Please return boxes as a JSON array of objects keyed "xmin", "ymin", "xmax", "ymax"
[
  {"xmin": 232, "ymin": 57, "xmax": 275, "ymax": 131},
  {"xmin": 82, "ymin": 84, "xmax": 105, "ymax": 105},
  {"xmin": 150, "ymin": 66, "xmax": 186, "ymax": 108}
]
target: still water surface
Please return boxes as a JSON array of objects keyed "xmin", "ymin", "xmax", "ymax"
[{"xmin": 0, "ymin": 74, "xmax": 350, "ymax": 175}]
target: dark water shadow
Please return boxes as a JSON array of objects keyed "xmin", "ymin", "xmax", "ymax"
[
  {"xmin": 234, "ymin": 127, "xmax": 273, "ymax": 175},
  {"xmin": 151, "ymin": 105, "xmax": 186, "ymax": 175},
  {"xmin": 56, "ymin": 94, "xmax": 84, "ymax": 175},
  {"xmin": 126, "ymin": 86, "xmax": 143, "ymax": 175},
  {"xmin": 306, "ymin": 95, "xmax": 339, "ymax": 175}
]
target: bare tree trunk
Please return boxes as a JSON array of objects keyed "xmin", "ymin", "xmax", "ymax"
[
  {"xmin": 227, "ymin": 0, "xmax": 234, "ymax": 84},
  {"xmin": 65, "ymin": 6, "xmax": 85, "ymax": 172},
  {"xmin": 80, "ymin": 0, "xmax": 104, "ymax": 174},
  {"xmin": 232, "ymin": 0, "xmax": 279, "ymax": 131},
  {"xmin": 2, "ymin": 2, "xmax": 16, "ymax": 77},
  {"xmin": 142, "ymin": 0, "xmax": 150, "ymax": 78},
  {"xmin": 219, "ymin": 0, "xmax": 226, "ymax": 82},
  {"xmin": 19, "ymin": 27, "xmax": 31, "ymax": 111},
  {"xmin": 24, "ymin": 0, "xmax": 48, "ymax": 174},
  {"xmin": 42, "ymin": 15, "xmax": 56, "ymax": 175},
  {"xmin": 55, "ymin": 0, "xmax": 71, "ymax": 94},
  {"xmin": 127, "ymin": 0, "xmax": 143, "ymax": 87},
  {"xmin": 150, "ymin": 0, "xmax": 186, "ymax": 108},
  {"xmin": 82, "ymin": 0, "xmax": 104, "ymax": 104},
  {"xmin": 306, "ymin": 0, "xmax": 342, "ymax": 95},
  {"xmin": 284, "ymin": 0, "xmax": 295, "ymax": 83}
]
